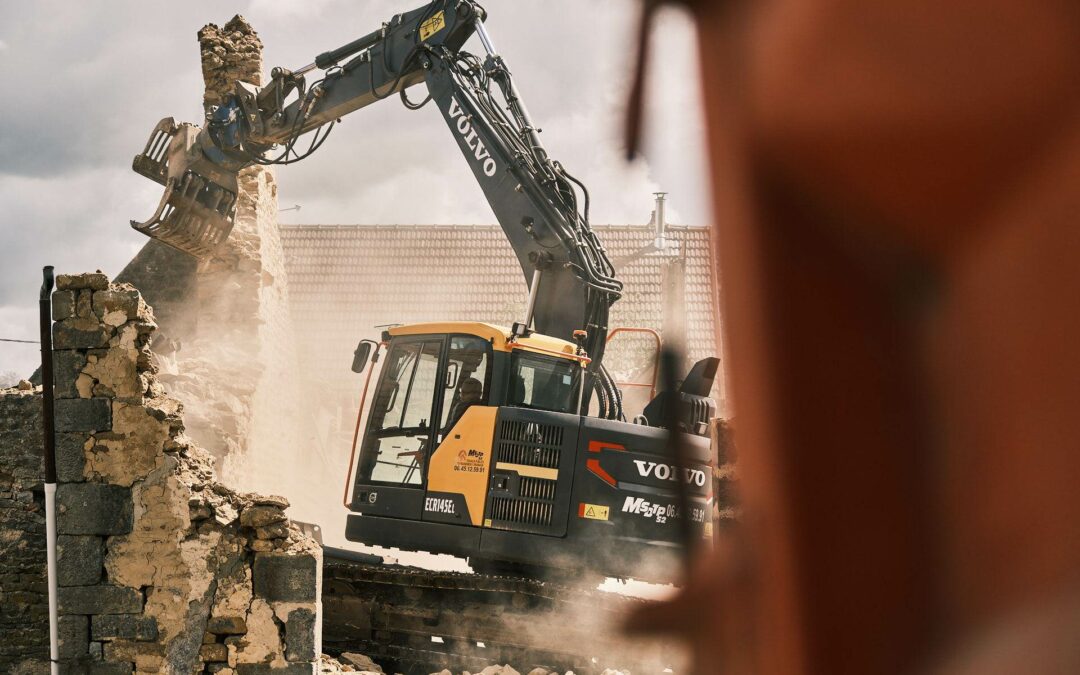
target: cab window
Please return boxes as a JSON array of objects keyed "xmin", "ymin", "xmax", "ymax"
[
  {"xmin": 508, "ymin": 352, "xmax": 580, "ymax": 414},
  {"xmin": 439, "ymin": 336, "xmax": 491, "ymax": 431}
]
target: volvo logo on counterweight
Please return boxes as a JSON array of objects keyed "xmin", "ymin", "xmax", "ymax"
[
  {"xmin": 447, "ymin": 97, "xmax": 497, "ymax": 177},
  {"xmin": 633, "ymin": 460, "xmax": 708, "ymax": 487}
]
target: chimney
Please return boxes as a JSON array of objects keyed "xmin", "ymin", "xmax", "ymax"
[{"xmin": 653, "ymin": 191, "xmax": 668, "ymax": 251}]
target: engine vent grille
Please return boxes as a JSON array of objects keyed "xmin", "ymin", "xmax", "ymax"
[
  {"xmin": 496, "ymin": 420, "xmax": 562, "ymax": 468},
  {"xmin": 490, "ymin": 496, "xmax": 553, "ymax": 527},
  {"xmin": 519, "ymin": 476, "xmax": 557, "ymax": 501}
]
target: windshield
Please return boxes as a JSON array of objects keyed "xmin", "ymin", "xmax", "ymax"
[
  {"xmin": 359, "ymin": 339, "xmax": 443, "ymax": 486},
  {"xmin": 508, "ymin": 351, "xmax": 581, "ymax": 414}
]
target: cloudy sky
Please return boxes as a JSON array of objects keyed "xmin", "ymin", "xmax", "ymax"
[{"xmin": 0, "ymin": 0, "xmax": 708, "ymax": 376}]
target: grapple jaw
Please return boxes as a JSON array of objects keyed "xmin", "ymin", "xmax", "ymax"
[{"xmin": 130, "ymin": 118, "xmax": 240, "ymax": 260}]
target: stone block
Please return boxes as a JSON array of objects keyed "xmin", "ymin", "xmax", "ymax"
[
  {"xmin": 56, "ymin": 273, "xmax": 109, "ymax": 291},
  {"xmin": 101, "ymin": 640, "xmax": 164, "ymax": 662},
  {"xmin": 59, "ymin": 585, "xmax": 142, "ymax": 615},
  {"xmin": 92, "ymin": 289, "xmax": 142, "ymax": 323},
  {"xmin": 55, "ymin": 432, "xmax": 88, "ymax": 483},
  {"xmin": 88, "ymin": 665, "xmax": 134, "ymax": 674},
  {"xmin": 53, "ymin": 290, "xmax": 76, "ymax": 321},
  {"xmin": 251, "ymin": 494, "xmax": 289, "ymax": 509},
  {"xmin": 90, "ymin": 615, "xmax": 158, "ymax": 641},
  {"xmin": 58, "ymin": 615, "xmax": 89, "ymax": 660},
  {"xmin": 57, "ymin": 484, "xmax": 132, "ymax": 535},
  {"xmin": 56, "ymin": 535, "xmax": 103, "ymax": 586},
  {"xmin": 284, "ymin": 608, "xmax": 316, "ymax": 662},
  {"xmin": 76, "ymin": 291, "xmax": 93, "ymax": 319},
  {"xmin": 206, "ymin": 616, "xmax": 247, "ymax": 635},
  {"xmin": 252, "ymin": 553, "xmax": 318, "ymax": 603},
  {"xmin": 239, "ymin": 505, "xmax": 286, "ymax": 528},
  {"xmin": 339, "ymin": 653, "xmax": 382, "ymax": 673},
  {"xmin": 236, "ymin": 664, "xmax": 315, "ymax": 674},
  {"xmin": 55, "ymin": 398, "xmax": 111, "ymax": 433},
  {"xmin": 254, "ymin": 522, "xmax": 289, "ymax": 540},
  {"xmin": 53, "ymin": 320, "xmax": 111, "ymax": 350},
  {"xmin": 199, "ymin": 643, "xmax": 228, "ymax": 662},
  {"xmin": 53, "ymin": 349, "xmax": 88, "ymax": 398}
]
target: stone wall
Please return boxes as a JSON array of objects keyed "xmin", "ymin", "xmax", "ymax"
[
  {"xmin": 0, "ymin": 272, "xmax": 322, "ymax": 674},
  {"xmin": 0, "ymin": 384, "xmax": 48, "ymax": 673}
]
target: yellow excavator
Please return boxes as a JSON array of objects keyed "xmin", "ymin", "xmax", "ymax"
[{"xmin": 131, "ymin": 0, "xmax": 718, "ymax": 584}]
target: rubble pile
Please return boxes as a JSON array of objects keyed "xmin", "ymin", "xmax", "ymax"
[
  {"xmin": 314, "ymin": 655, "xmax": 632, "ymax": 675},
  {"xmin": 317, "ymin": 652, "xmax": 384, "ymax": 673},
  {"xmin": 43, "ymin": 272, "xmax": 321, "ymax": 673},
  {"xmin": 424, "ymin": 666, "xmax": 628, "ymax": 675}
]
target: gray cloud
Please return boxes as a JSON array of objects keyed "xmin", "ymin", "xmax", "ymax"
[{"xmin": 0, "ymin": 0, "xmax": 708, "ymax": 375}]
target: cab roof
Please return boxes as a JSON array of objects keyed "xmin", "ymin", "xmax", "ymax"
[{"xmin": 387, "ymin": 321, "xmax": 580, "ymax": 359}]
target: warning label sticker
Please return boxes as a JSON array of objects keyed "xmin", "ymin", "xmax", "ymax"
[
  {"xmin": 419, "ymin": 10, "xmax": 447, "ymax": 41},
  {"xmin": 578, "ymin": 503, "xmax": 610, "ymax": 521}
]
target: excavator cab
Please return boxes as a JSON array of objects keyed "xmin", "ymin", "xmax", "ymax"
[{"xmin": 344, "ymin": 322, "xmax": 714, "ymax": 582}]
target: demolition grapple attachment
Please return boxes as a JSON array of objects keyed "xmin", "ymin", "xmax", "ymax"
[{"xmin": 130, "ymin": 118, "xmax": 240, "ymax": 260}]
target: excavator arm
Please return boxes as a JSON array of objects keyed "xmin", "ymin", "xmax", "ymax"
[{"xmin": 130, "ymin": 1, "xmax": 625, "ymax": 417}]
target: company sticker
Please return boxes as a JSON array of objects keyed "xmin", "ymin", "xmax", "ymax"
[
  {"xmin": 578, "ymin": 503, "xmax": 610, "ymax": 521},
  {"xmin": 453, "ymin": 448, "xmax": 486, "ymax": 473},
  {"xmin": 621, "ymin": 496, "xmax": 706, "ymax": 524}
]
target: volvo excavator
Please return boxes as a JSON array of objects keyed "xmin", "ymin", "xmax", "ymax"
[{"xmin": 130, "ymin": 2, "xmax": 719, "ymax": 669}]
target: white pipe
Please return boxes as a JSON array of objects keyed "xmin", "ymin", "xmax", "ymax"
[
  {"xmin": 45, "ymin": 481, "xmax": 58, "ymax": 674},
  {"xmin": 522, "ymin": 268, "xmax": 543, "ymax": 330}
]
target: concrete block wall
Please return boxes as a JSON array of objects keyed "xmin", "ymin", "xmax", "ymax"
[{"xmin": 26, "ymin": 272, "xmax": 322, "ymax": 674}]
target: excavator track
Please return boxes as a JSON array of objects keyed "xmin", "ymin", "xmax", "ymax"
[{"xmin": 321, "ymin": 551, "xmax": 680, "ymax": 675}]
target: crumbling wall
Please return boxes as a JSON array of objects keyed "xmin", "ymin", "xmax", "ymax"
[
  {"xmin": 144, "ymin": 16, "xmax": 316, "ymax": 521},
  {"xmin": 43, "ymin": 272, "xmax": 321, "ymax": 674},
  {"xmin": 0, "ymin": 383, "xmax": 49, "ymax": 673}
]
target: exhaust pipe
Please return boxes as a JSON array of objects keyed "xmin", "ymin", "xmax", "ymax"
[{"xmin": 38, "ymin": 266, "xmax": 59, "ymax": 675}]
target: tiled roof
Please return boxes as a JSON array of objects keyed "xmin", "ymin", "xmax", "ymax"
[{"xmin": 280, "ymin": 224, "xmax": 721, "ymax": 397}]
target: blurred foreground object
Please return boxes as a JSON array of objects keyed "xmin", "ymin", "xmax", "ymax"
[{"xmin": 626, "ymin": 1, "xmax": 1080, "ymax": 673}]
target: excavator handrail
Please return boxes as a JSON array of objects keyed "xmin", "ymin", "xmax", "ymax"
[{"xmin": 605, "ymin": 326, "xmax": 662, "ymax": 400}]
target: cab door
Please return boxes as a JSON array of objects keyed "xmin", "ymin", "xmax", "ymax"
[
  {"xmin": 351, "ymin": 337, "xmax": 445, "ymax": 520},
  {"xmin": 423, "ymin": 335, "xmax": 496, "ymax": 527}
]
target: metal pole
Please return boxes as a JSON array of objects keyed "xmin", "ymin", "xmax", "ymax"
[
  {"xmin": 38, "ymin": 266, "xmax": 58, "ymax": 675},
  {"xmin": 475, "ymin": 19, "xmax": 498, "ymax": 56},
  {"xmin": 653, "ymin": 191, "xmax": 668, "ymax": 251}
]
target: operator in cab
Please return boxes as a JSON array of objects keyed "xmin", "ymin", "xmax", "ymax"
[{"xmin": 446, "ymin": 377, "xmax": 483, "ymax": 430}]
